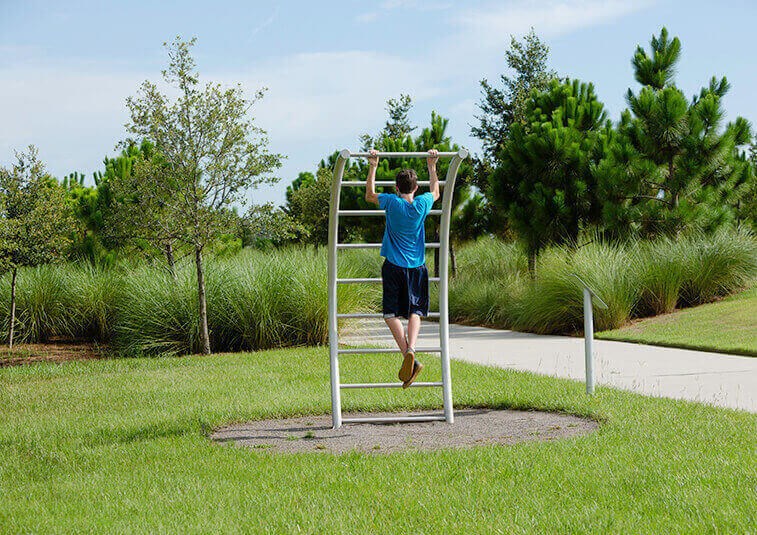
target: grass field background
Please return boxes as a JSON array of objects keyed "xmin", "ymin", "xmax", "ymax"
[
  {"xmin": 1, "ymin": 349, "xmax": 755, "ymax": 533},
  {"xmin": 598, "ymin": 286, "xmax": 757, "ymax": 356}
]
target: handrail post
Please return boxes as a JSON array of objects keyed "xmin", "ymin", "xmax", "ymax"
[
  {"xmin": 582, "ymin": 287, "xmax": 595, "ymax": 395},
  {"xmin": 571, "ymin": 274, "xmax": 607, "ymax": 396}
]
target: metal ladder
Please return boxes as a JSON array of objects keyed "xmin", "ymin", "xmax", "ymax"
[{"xmin": 327, "ymin": 149, "xmax": 468, "ymax": 429}]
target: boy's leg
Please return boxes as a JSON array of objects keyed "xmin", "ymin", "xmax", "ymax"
[
  {"xmin": 406, "ymin": 313, "xmax": 421, "ymax": 350},
  {"xmin": 384, "ymin": 317, "xmax": 408, "ymax": 353}
]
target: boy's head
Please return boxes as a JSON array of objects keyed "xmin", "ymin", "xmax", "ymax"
[{"xmin": 395, "ymin": 169, "xmax": 418, "ymax": 194}]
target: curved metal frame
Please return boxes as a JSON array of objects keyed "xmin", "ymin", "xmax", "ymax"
[{"xmin": 328, "ymin": 148, "xmax": 468, "ymax": 429}]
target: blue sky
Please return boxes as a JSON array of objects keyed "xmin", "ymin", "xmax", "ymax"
[{"xmin": 1, "ymin": 0, "xmax": 755, "ymax": 205}]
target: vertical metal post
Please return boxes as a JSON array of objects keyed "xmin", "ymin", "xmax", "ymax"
[
  {"xmin": 438, "ymin": 149, "xmax": 468, "ymax": 423},
  {"xmin": 583, "ymin": 287, "xmax": 595, "ymax": 395},
  {"xmin": 328, "ymin": 149, "xmax": 350, "ymax": 429}
]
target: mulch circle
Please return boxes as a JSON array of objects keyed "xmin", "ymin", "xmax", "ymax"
[{"xmin": 211, "ymin": 408, "xmax": 598, "ymax": 454}]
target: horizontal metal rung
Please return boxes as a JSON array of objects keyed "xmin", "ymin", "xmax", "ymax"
[
  {"xmin": 342, "ymin": 415, "xmax": 447, "ymax": 424},
  {"xmin": 341, "ymin": 181, "xmax": 445, "ymax": 187},
  {"xmin": 337, "ymin": 312, "xmax": 440, "ymax": 319},
  {"xmin": 337, "ymin": 277, "xmax": 441, "ymax": 284},
  {"xmin": 340, "ymin": 382, "xmax": 443, "ymax": 389},
  {"xmin": 338, "ymin": 209, "xmax": 442, "ymax": 216},
  {"xmin": 338, "ymin": 347, "xmax": 442, "ymax": 354},
  {"xmin": 337, "ymin": 243, "xmax": 440, "ymax": 249},
  {"xmin": 349, "ymin": 151, "xmax": 465, "ymax": 159}
]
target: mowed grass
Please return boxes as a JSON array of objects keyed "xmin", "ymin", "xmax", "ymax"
[
  {"xmin": 598, "ymin": 286, "xmax": 757, "ymax": 356},
  {"xmin": 1, "ymin": 349, "xmax": 755, "ymax": 533}
]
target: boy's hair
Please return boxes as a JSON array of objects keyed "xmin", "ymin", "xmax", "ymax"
[{"xmin": 395, "ymin": 169, "xmax": 418, "ymax": 194}]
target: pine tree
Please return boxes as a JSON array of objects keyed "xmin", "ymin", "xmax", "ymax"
[
  {"xmin": 490, "ymin": 79, "xmax": 611, "ymax": 273},
  {"xmin": 596, "ymin": 27, "xmax": 753, "ymax": 237}
]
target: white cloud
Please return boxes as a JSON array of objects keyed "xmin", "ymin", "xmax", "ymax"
[
  {"xmin": 0, "ymin": 67, "xmax": 144, "ymax": 179},
  {"xmin": 355, "ymin": 12, "xmax": 378, "ymax": 23},
  {"xmin": 455, "ymin": 0, "xmax": 654, "ymax": 46},
  {"xmin": 0, "ymin": 0, "xmax": 654, "ymax": 203}
]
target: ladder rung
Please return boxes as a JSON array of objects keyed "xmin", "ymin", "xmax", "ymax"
[
  {"xmin": 337, "ymin": 277, "xmax": 441, "ymax": 284},
  {"xmin": 338, "ymin": 347, "xmax": 442, "ymax": 354},
  {"xmin": 342, "ymin": 415, "xmax": 447, "ymax": 424},
  {"xmin": 340, "ymin": 181, "xmax": 445, "ymax": 187},
  {"xmin": 338, "ymin": 209, "xmax": 442, "ymax": 216},
  {"xmin": 337, "ymin": 243, "xmax": 440, "ymax": 249},
  {"xmin": 337, "ymin": 312, "xmax": 440, "ymax": 319},
  {"xmin": 340, "ymin": 382, "xmax": 443, "ymax": 389}
]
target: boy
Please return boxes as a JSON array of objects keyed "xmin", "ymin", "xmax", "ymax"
[{"xmin": 364, "ymin": 148, "xmax": 439, "ymax": 388}]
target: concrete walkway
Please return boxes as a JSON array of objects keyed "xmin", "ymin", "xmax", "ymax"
[{"xmin": 342, "ymin": 321, "xmax": 757, "ymax": 413}]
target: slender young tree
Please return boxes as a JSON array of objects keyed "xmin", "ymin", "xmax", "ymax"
[
  {"xmin": 124, "ymin": 37, "xmax": 282, "ymax": 354},
  {"xmin": 0, "ymin": 147, "xmax": 73, "ymax": 348},
  {"xmin": 472, "ymin": 28, "xmax": 557, "ymax": 164}
]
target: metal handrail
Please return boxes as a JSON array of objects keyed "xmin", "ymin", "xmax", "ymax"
[
  {"xmin": 570, "ymin": 274, "xmax": 608, "ymax": 395},
  {"xmin": 570, "ymin": 274, "xmax": 608, "ymax": 309}
]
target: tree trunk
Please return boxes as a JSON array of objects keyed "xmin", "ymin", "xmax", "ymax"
[
  {"xmin": 194, "ymin": 245, "xmax": 211, "ymax": 355},
  {"xmin": 9, "ymin": 267, "xmax": 17, "ymax": 350},
  {"xmin": 669, "ymin": 159, "xmax": 679, "ymax": 208},
  {"xmin": 165, "ymin": 242, "xmax": 177, "ymax": 280},
  {"xmin": 450, "ymin": 244, "xmax": 457, "ymax": 278}
]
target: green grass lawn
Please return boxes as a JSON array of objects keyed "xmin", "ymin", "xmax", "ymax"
[
  {"xmin": 598, "ymin": 286, "xmax": 757, "ymax": 356},
  {"xmin": 1, "ymin": 349, "xmax": 755, "ymax": 533}
]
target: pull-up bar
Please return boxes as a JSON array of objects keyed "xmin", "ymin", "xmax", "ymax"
[{"xmin": 344, "ymin": 149, "xmax": 469, "ymax": 159}]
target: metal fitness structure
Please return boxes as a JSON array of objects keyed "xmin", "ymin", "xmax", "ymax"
[{"xmin": 327, "ymin": 149, "xmax": 469, "ymax": 429}]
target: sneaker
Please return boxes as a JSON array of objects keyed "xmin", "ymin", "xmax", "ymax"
[
  {"xmin": 402, "ymin": 360, "xmax": 424, "ymax": 389},
  {"xmin": 398, "ymin": 347, "xmax": 415, "ymax": 382}
]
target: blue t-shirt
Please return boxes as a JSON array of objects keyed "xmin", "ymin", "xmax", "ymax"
[{"xmin": 378, "ymin": 192, "xmax": 434, "ymax": 268}]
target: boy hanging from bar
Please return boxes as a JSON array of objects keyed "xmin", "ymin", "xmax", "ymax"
[{"xmin": 364, "ymin": 149, "xmax": 439, "ymax": 388}]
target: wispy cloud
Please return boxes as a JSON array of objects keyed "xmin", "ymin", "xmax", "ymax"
[
  {"xmin": 455, "ymin": 0, "xmax": 654, "ymax": 45},
  {"xmin": 355, "ymin": 12, "xmax": 378, "ymax": 23},
  {"xmin": 0, "ymin": 0, "xmax": 654, "ymax": 203},
  {"xmin": 248, "ymin": 8, "xmax": 278, "ymax": 39}
]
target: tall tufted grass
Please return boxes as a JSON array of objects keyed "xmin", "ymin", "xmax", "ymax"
[{"xmin": 450, "ymin": 230, "xmax": 756, "ymax": 334}]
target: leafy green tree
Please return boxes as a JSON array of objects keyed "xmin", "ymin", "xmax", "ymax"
[
  {"xmin": 360, "ymin": 94, "xmax": 415, "ymax": 150},
  {"xmin": 107, "ymin": 140, "xmax": 187, "ymax": 277},
  {"xmin": 597, "ymin": 27, "xmax": 753, "ymax": 237},
  {"xmin": 0, "ymin": 147, "xmax": 74, "ymax": 348},
  {"xmin": 123, "ymin": 36, "xmax": 282, "ymax": 354},
  {"xmin": 472, "ymin": 28, "xmax": 557, "ymax": 164},
  {"xmin": 490, "ymin": 79, "xmax": 611, "ymax": 273},
  {"xmin": 285, "ymin": 171, "xmax": 315, "ymax": 205},
  {"xmin": 286, "ymin": 167, "xmax": 333, "ymax": 248},
  {"xmin": 241, "ymin": 203, "xmax": 305, "ymax": 249}
]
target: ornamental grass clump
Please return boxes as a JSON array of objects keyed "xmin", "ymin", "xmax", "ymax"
[
  {"xmin": 0, "ymin": 266, "xmax": 74, "ymax": 343},
  {"xmin": 511, "ymin": 242, "xmax": 638, "ymax": 334},
  {"xmin": 677, "ymin": 229, "xmax": 757, "ymax": 306},
  {"xmin": 111, "ymin": 247, "xmax": 376, "ymax": 357}
]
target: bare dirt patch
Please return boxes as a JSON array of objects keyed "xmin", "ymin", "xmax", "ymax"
[
  {"xmin": 212, "ymin": 408, "xmax": 598, "ymax": 454},
  {"xmin": 0, "ymin": 340, "xmax": 105, "ymax": 367}
]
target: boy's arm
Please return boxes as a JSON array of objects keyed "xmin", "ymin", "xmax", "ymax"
[
  {"xmin": 365, "ymin": 149, "xmax": 379, "ymax": 205},
  {"xmin": 427, "ymin": 149, "xmax": 440, "ymax": 202}
]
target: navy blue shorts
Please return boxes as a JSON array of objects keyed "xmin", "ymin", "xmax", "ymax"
[{"xmin": 382, "ymin": 259, "xmax": 429, "ymax": 319}]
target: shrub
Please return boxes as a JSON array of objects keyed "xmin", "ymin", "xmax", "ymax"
[{"xmin": 448, "ymin": 231, "xmax": 755, "ymax": 335}]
